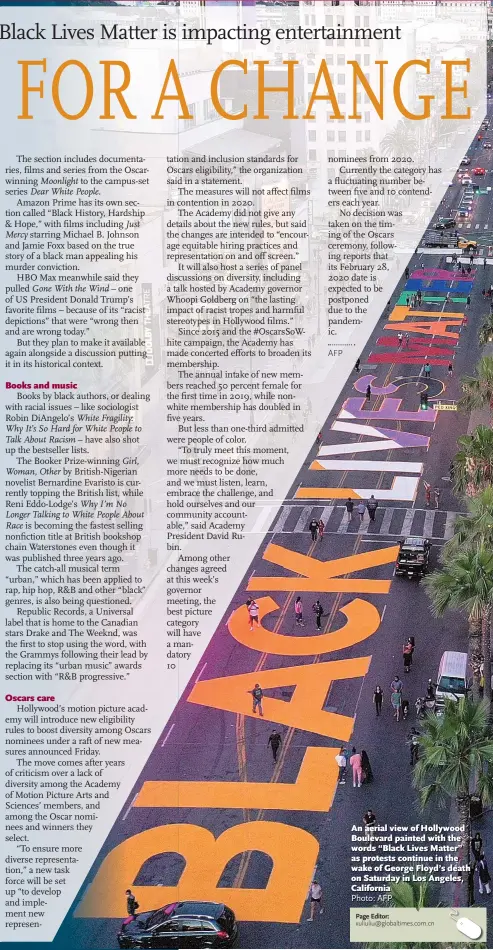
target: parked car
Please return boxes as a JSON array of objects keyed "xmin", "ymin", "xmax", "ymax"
[
  {"xmin": 395, "ymin": 537, "xmax": 431, "ymax": 579},
  {"xmin": 460, "ymin": 175, "xmax": 472, "ymax": 185},
  {"xmin": 117, "ymin": 903, "xmax": 238, "ymax": 949},
  {"xmin": 484, "ymin": 142, "xmax": 492, "ymax": 149},
  {"xmin": 473, "ymin": 167, "xmax": 486, "ymax": 175}
]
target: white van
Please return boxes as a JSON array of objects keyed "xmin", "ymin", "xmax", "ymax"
[{"xmin": 435, "ymin": 651, "xmax": 468, "ymax": 705}]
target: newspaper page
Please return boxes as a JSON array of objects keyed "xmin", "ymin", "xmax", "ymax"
[{"xmin": 0, "ymin": 0, "xmax": 492, "ymax": 948}]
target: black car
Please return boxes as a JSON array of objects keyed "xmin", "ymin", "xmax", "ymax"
[
  {"xmin": 117, "ymin": 902, "xmax": 238, "ymax": 949},
  {"xmin": 395, "ymin": 537, "xmax": 431, "ymax": 579},
  {"xmin": 434, "ymin": 217, "xmax": 455, "ymax": 230}
]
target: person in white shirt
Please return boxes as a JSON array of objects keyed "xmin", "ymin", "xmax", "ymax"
[
  {"xmin": 335, "ymin": 747, "xmax": 347, "ymax": 784},
  {"xmin": 308, "ymin": 880, "xmax": 323, "ymax": 921}
]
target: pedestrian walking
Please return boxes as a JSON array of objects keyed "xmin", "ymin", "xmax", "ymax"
[
  {"xmin": 335, "ymin": 746, "xmax": 347, "ymax": 784},
  {"xmin": 309, "ymin": 518, "xmax": 319, "ymax": 542},
  {"xmin": 247, "ymin": 599, "xmax": 259, "ymax": 630},
  {"xmin": 424, "ymin": 362, "xmax": 431, "ymax": 379},
  {"xmin": 355, "ymin": 357, "xmax": 361, "ymax": 372},
  {"xmin": 467, "ymin": 294, "xmax": 471, "ymax": 306},
  {"xmin": 391, "ymin": 674, "xmax": 404, "ymax": 694},
  {"xmin": 373, "ymin": 685, "xmax": 383, "ymax": 716},
  {"xmin": 405, "ymin": 266, "xmax": 410, "ymax": 279},
  {"xmin": 308, "ymin": 880, "xmax": 323, "ymax": 921},
  {"xmin": 434, "ymin": 486, "xmax": 441, "ymax": 509},
  {"xmin": 403, "ymin": 639, "xmax": 413, "ymax": 673},
  {"xmin": 408, "ymin": 727, "xmax": 420, "ymax": 766},
  {"xmin": 268, "ymin": 730, "xmax": 282, "ymax": 762},
  {"xmin": 472, "ymin": 833, "xmax": 483, "ymax": 865},
  {"xmin": 126, "ymin": 890, "xmax": 139, "ymax": 918},
  {"xmin": 424, "ymin": 481, "xmax": 431, "ymax": 507},
  {"xmin": 417, "ymin": 290, "xmax": 422, "ymax": 303},
  {"xmin": 318, "ymin": 519, "xmax": 325, "ymax": 541},
  {"xmin": 421, "ymin": 262, "xmax": 424, "ymax": 270},
  {"xmin": 350, "ymin": 747, "xmax": 363, "ymax": 787},
  {"xmin": 295, "ymin": 596, "xmax": 304, "ymax": 626},
  {"xmin": 406, "ymin": 296, "xmax": 410, "ymax": 307},
  {"xmin": 397, "ymin": 331, "xmax": 403, "ymax": 348},
  {"xmin": 478, "ymin": 854, "xmax": 491, "ymax": 895},
  {"xmin": 484, "ymin": 257, "xmax": 487, "ymax": 269},
  {"xmin": 365, "ymin": 384, "xmax": 371, "ymax": 401},
  {"xmin": 346, "ymin": 498, "xmax": 354, "ymax": 522},
  {"xmin": 367, "ymin": 495, "xmax": 378, "ymax": 522},
  {"xmin": 405, "ymin": 332, "xmax": 410, "ymax": 347},
  {"xmin": 402, "ymin": 698, "xmax": 409, "ymax": 720},
  {"xmin": 470, "ymin": 253, "xmax": 474, "ymax": 265},
  {"xmin": 250, "ymin": 683, "xmax": 264, "ymax": 716},
  {"xmin": 361, "ymin": 749, "xmax": 373, "ymax": 783},
  {"xmin": 446, "ymin": 291, "xmax": 450, "ymax": 302},
  {"xmin": 357, "ymin": 501, "xmax": 366, "ymax": 523},
  {"xmin": 391, "ymin": 689, "xmax": 402, "ymax": 721},
  {"xmin": 483, "ymin": 288, "xmax": 486, "ymax": 297},
  {"xmin": 312, "ymin": 600, "xmax": 324, "ymax": 630},
  {"xmin": 316, "ymin": 430, "xmax": 322, "ymax": 445},
  {"xmin": 363, "ymin": 809, "xmax": 377, "ymax": 839},
  {"xmin": 448, "ymin": 362, "xmax": 453, "ymax": 376}
]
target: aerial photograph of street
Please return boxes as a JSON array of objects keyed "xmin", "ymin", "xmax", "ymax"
[{"xmin": 20, "ymin": 2, "xmax": 493, "ymax": 949}]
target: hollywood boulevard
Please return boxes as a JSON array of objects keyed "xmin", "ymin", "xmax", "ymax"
[{"xmin": 60, "ymin": 121, "xmax": 493, "ymax": 949}]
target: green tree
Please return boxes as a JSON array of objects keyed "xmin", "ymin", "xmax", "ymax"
[
  {"xmin": 381, "ymin": 120, "xmax": 413, "ymax": 157},
  {"xmin": 413, "ymin": 697, "xmax": 493, "ymax": 906},
  {"xmin": 478, "ymin": 315, "xmax": 493, "ymax": 348},
  {"xmin": 459, "ymin": 356, "xmax": 493, "ymax": 415},
  {"xmin": 445, "ymin": 487, "xmax": 493, "ymax": 556},
  {"xmin": 453, "ymin": 426, "xmax": 493, "ymax": 497},
  {"xmin": 423, "ymin": 548, "xmax": 493, "ymax": 703}
]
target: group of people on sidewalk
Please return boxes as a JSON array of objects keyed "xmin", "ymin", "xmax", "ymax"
[{"xmin": 345, "ymin": 494, "xmax": 378, "ymax": 523}]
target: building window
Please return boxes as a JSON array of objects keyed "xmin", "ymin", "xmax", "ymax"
[
  {"xmin": 337, "ymin": 73, "xmax": 345, "ymax": 85},
  {"xmin": 365, "ymin": 130, "xmax": 371, "ymax": 141},
  {"xmin": 325, "ymin": 14, "xmax": 333, "ymax": 26},
  {"xmin": 364, "ymin": 54, "xmax": 370, "ymax": 66},
  {"xmin": 182, "ymin": 104, "xmax": 196, "ymax": 130},
  {"xmin": 327, "ymin": 130, "xmax": 335, "ymax": 141},
  {"xmin": 364, "ymin": 111, "xmax": 371, "ymax": 122},
  {"xmin": 337, "ymin": 54, "xmax": 345, "ymax": 65},
  {"xmin": 327, "ymin": 149, "xmax": 335, "ymax": 158},
  {"xmin": 356, "ymin": 131, "xmax": 362, "ymax": 142},
  {"xmin": 308, "ymin": 149, "xmax": 317, "ymax": 161},
  {"xmin": 203, "ymin": 99, "xmax": 216, "ymax": 122},
  {"xmin": 339, "ymin": 92, "xmax": 346, "ymax": 104},
  {"xmin": 339, "ymin": 130, "xmax": 346, "ymax": 141},
  {"xmin": 308, "ymin": 130, "xmax": 316, "ymax": 141},
  {"xmin": 308, "ymin": 72, "xmax": 315, "ymax": 83}
]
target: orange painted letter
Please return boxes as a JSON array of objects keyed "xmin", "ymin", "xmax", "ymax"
[
  {"xmin": 247, "ymin": 542, "xmax": 397, "ymax": 594},
  {"xmin": 75, "ymin": 821, "xmax": 318, "ymax": 923},
  {"xmin": 134, "ymin": 747, "xmax": 338, "ymax": 812},
  {"xmin": 188, "ymin": 656, "xmax": 370, "ymax": 740},
  {"xmin": 229, "ymin": 596, "xmax": 380, "ymax": 655}
]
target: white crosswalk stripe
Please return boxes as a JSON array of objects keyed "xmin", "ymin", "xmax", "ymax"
[{"xmin": 267, "ymin": 504, "xmax": 460, "ymax": 541}]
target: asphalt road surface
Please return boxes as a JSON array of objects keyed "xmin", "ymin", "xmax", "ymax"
[{"xmin": 58, "ymin": 116, "xmax": 493, "ymax": 950}]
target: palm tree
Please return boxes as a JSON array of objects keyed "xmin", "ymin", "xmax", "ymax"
[
  {"xmin": 423, "ymin": 547, "xmax": 493, "ymax": 704},
  {"xmin": 453, "ymin": 426, "xmax": 493, "ymax": 497},
  {"xmin": 390, "ymin": 878, "xmax": 431, "ymax": 910},
  {"xmin": 381, "ymin": 120, "xmax": 413, "ymax": 157},
  {"xmin": 413, "ymin": 697, "xmax": 493, "ymax": 906},
  {"xmin": 445, "ymin": 487, "xmax": 493, "ymax": 556},
  {"xmin": 459, "ymin": 356, "xmax": 493, "ymax": 415},
  {"xmin": 479, "ymin": 315, "xmax": 493, "ymax": 348}
]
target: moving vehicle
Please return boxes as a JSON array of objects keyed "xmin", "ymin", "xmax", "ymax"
[
  {"xmin": 434, "ymin": 217, "xmax": 455, "ymax": 230},
  {"xmin": 460, "ymin": 156, "xmax": 471, "ymax": 165},
  {"xmin": 118, "ymin": 903, "xmax": 238, "ymax": 949},
  {"xmin": 460, "ymin": 175, "xmax": 472, "ymax": 185},
  {"xmin": 435, "ymin": 652, "xmax": 468, "ymax": 707},
  {"xmin": 421, "ymin": 230, "xmax": 477, "ymax": 250},
  {"xmin": 484, "ymin": 142, "xmax": 492, "ymax": 149},
  {"xmin": 473, "ymin": 167, "xmax": 486, "ymax": 175},
  {"xmin": 395, "ymin": 537, "xmax": 431, "ymax": 579}
]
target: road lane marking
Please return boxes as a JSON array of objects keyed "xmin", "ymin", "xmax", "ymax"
[
  {"xmin": 161, "ymin": 723, "xmax": 176, "ymax": 747},
  {"xmin": 122, "ymin": 793, "xmax": 138, "ymax": 822},
  {"xmin": 195, "ymin": 663, "xmax": 207, "ymax": 684}
]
